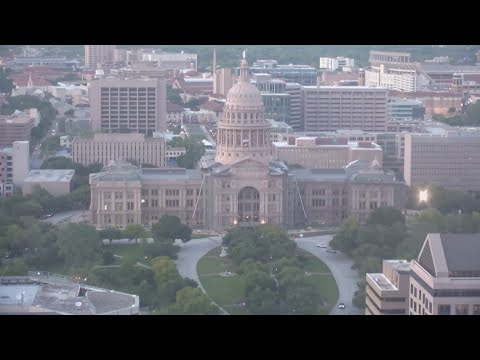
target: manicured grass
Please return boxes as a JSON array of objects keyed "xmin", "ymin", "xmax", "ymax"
[
  {"xmin": 197, "ymin": 256, "xmax": 232, "ymax": 274},
  {"xmin": 198, "ymin": 247, "xmax": 340, "ymax": 315},
  {"xmin": 192, "ymin": 233, "xmax": 211, "ymax": 239},
  {"xmin": 302, "ymin": 256, "xmax": 331, "ymax": 274},
  {"xmin": 224, "ymin": 305, "xmax": 250, "ymax": 315},
  {"xmin": 109, "ymin": 245, "xmax": 145, "ymax": 262},
  {"xmin": 199, "ymin": 275, "xmax": 246, "ymax": 306},
  {"xmin": 306, "ymin": 274, "xmax": 339, "ymax": 313}
]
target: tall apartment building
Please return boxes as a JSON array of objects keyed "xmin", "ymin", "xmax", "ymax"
[
  {"xmin": 0, "ymin": 141, "xmax": 30, "ymax": 197},
  {"xmin": 410, "ymin": 233, "xmax": 480, "ymax": 315},
  {"xmin": 365, "ymin": 260, "xmax": 411, "ymax": 315},
  {"xmin": 285, "ymin": 83, "xmax": 302, "ymax": 130},
  {"xmin": 319, "ymin": 57, "xmax": 355, "ymax": 71},
  {"xmin": 84, "ymin": 45, "xmax": 115, "ymax": 69},
  {"xmin": 0, "ymin": 114, "xmax": 34, "ymax": 146},
  {"xmin": 90, "ymin": 78, "xmax": 167, "ymax": 134},
  {"xmin": 302, "ymin": 86, "xmax": 388, "ymax": 132},
  {"xmin": 404, "ymin": 133, "xmax": 480, "ymax": 193},
  {"xmin": 72, "ymin": 133, "xmax": 166, "ymax": 168}
]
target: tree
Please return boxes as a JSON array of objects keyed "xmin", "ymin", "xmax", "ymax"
[
  {"xmin": 102, "ymin": 250, "xmax": 115, "ymax": 265},
  {"xmin": 99, "ymin": 226, "xmax": 123, "ymax": 245},
  {"xmin": 151, "ymin": 256, "xmax": 186, "ymax": 305},
  {"xmin": 152, "ymin": 215, "xmax": 191, "ymax": 243},
  {"xmin": 367, "ymin": 207, "xmax": 405, "ymax": 227},
  {"xmin": 284, "ymin": 283, "xmax": 318, "ymax": 315},
  {"xmin": 40, "ymin": 136, "xmax": 61, "ymax": 155},
  {"xmin": 168, "ymin": 287, "xmax": 219, "ymax": 315},
  {"xmin": 124, "ymin": 224, "xmax": 147, "ymax": 244},
  {"xmin": 244, "ymin": 269, "xmax": 276, "ymax": 295},
  {"xmin": 56, "ymin": 223, "xmax": 101, "ymax": 270},
  {"xmin": 245, "ymin": 286, "xmax": 278, "ymax": 315},
  {"xmin": 330, "ymin": 217, "xmax": 359, "ymax": 255}
]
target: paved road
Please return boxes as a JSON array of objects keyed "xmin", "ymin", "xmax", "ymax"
[
  {"xmin": 176, "ymin": 236, "xmax": 227, "ymax": 314},
  {"xmin": 295, "ymin": 235, "xmax": 363, "ymax": 315},
  {"xmin": 41, "ymin": 210, "xmax": 89, "ymax": 225}
]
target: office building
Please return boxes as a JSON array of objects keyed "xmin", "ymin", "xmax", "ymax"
[
  {"xmin": 404, "ymin": 133, "xmax": 480, "ymax": 193},
  {"xmin": 250, "ymin": 60, "xmax": 317, "ymax": 86},
  {"xmin": 72, "ymin": 133, "xmax": 166, "ymax": 168},
  {"xmin": 365, "ymin": 260, "xmax": 411, "ymax": 315},
  {"xmin": 388, "ymin": 97, "xmax": 424, "ymax": 121},
  {"xmin": 319, "ymin": 57, "xmax": 355, "ymax": 71},
  {"xmin": 302, "ymin": 86, "xmax": 388, "ymax": 132},
  {"xmin": 285, "ymin": 83, "xmax": 302, "ymax": 130},
  {"xmin": 22, "ymin": 169, "xmax": 75, "ymax": 197},
  {"xmin": 273, "ymin": 137, "xmax": 383, "ymax": 170},
  {"xmin": 90, "ymin": 77, "xmax": 167, "ymax": 134},
  {"xmin": 410, "ymin": 233, "xmax": 480, "ymax": 315},
  {"xmin": 0, "ymin": 114, "xmax": 34, "ymax": 146},
  {"xmin": 84, "ymin": 45, "xmax": 115, "ymax": 69}
]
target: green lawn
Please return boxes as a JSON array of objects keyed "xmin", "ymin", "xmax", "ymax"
[
  {"xmin": 197, "ymin": 256, "xmax": 232, "ymax": 274},
  {"xmin": 109, "ymin": 244, "xmax": 145, "ymax": 261},
  {"xmin": 302, "ymin": 256, "xmax": 331, "ymax": 273},
  {"xmin": 199, "ymin": 275, "xmax": 246, "ymax": 306},
  {"xmin": 306, "ymin": 274, "xmax": 339, "ymax": 313},
  {"xmin": 192, "ymin": 233, "xmax": 211, "ymax": 239},
  {"xmin": 198, "ymin": 247, "xmax": 339, "ymax": 315}
]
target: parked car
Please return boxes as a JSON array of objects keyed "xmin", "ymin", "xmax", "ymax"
[
  {"xmin": 316, "ymin": 243, "xmax": 327, "ymax": 248},
  {"xmin": 338, "ymin": 303, "xmax": 346, "ymax": 309},
  {"xmin": 326, "ymin": 248, "xmax": 337, "ymax": 253}
]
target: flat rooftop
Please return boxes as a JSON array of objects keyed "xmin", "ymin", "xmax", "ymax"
[
  {"xmin": 24, "ymin": 169, "xmax": 75, "ymax": 183},
  {"xmin": 0, "ymin": 274, "xmax": 138, "ymax": 315},
  {"xmin": 367, "ymin": 273, "xmax": 399, "ymax": 291},
  {"xmin": 273, "ymin": 141, "xmax": 381, "ymax": 150}
]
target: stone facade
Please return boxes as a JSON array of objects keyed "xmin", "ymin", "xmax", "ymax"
[{"xmin": 89, "ymin": 58, "xmax": 406, "ymax": 230}]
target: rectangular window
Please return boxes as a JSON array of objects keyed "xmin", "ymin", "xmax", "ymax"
[
  {"xmin": 115, "ymin": 192, "xmax": 123, "ymax": 200},
  {"xmin": 127, "ymin": 202, "xmax": 134, "ymax": 211},
  {"xmin": 414, "ymin": 287, "xmax": 417, "ymax": 298},
  {"xmin": 473, "ymin": 305, "xmax": 480, "ymax": 315},
  {"xmin": 438, "ymin": 304, "xmax": 451, "ymax": 315},
  {"xmin": 127, "ymin": 214, "xmax": 134, "ymax": 224},
  {"xmin": 455, "ymin": 304, "xmax": 469, "ymax": 315}
]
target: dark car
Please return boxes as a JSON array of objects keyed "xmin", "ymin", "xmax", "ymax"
[{"xmin": 326, "ymin": 248, "xmax": 337, "ymax": 254}]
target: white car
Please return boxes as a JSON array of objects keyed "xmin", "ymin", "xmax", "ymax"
[
  {"xmin": 338, "ymin": 303, "xmax": 346, "ymax": 309},
  {"xmin": 316, "ymin": 243, "xmax": 327, "ymax": 248}
]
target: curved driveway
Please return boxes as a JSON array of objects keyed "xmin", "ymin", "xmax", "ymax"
[
  {"xmin": 295, "ymin": 235, "xmax": 362, "ymax": 315},
  {"xmin": 175, "ymin": 236, "xmax": 228, "ymax": 314}
]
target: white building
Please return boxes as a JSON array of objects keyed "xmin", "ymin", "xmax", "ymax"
[
  {"xmin": 365, "ymin": 64, "xmax": 430, "ymax": 92},
  {"xmin": 320, "ymin": 57, "xmax": 355, "ymax": 71}
]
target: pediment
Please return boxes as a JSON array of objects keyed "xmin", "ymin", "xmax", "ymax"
[{"xmin": 228, "ymin": 156, "xmax": 269, "ymax": 170}]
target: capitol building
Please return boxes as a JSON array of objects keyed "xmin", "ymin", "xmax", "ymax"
[{"xmin": 89, "ymin": 58, "xmax": 406, "ymax": 230}]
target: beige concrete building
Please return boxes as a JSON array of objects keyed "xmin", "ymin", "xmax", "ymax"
[
  {"xmin": 72, "ymin": 133, "xmax": 166, "ymax": 168},
  {"xmin": 89, "ymin": 58, "xmax": 406, "ymax": 230},
  {"xmin": 0, "ymin": 114, "xmax": 34, "ymax": 146},
  {"xmin": 389, "ymin": 90, "xmax": 462, "ymax": 115},
  {"xmin": 366, "ymin": 260, "xmax": 411, "ymax": 315},
  {"xmin": 84, "ymin": 45, "xmax": 115, "ymax": 69},
  {"xmin": 302, "ymin": 86, "xmax": 388, "ymax": 132},
  {"xmin": 404, "ymin": 133, "xmax": 480, "ymax": 193},
  {"xmin": 166, "ymin": 102, "xmax": 185, "ymax": 124},
  {"xmin": 0, "ymin": 141, "xmax": 30, "ymax": 196},
  {"xmin": 23, "ymin": 169, "xmax": 75, "ymax": 197},
  {"xmin": 213, "ymin": 68, "xmax": 233, "ymax": 97},
  {"xmin": 273, "ymin": 136, "xmax": 383, "ymax": 170},
  {"xmin": 409, "ymin": 233, "xmax": 480, "ymax": 315},
  {"xmin": 90, "ymin": 77, "xmax": 167, "ymax": 134},
  {"xmin": 285, "ymin": 83, "xmax": 302, "ymax": 130}
]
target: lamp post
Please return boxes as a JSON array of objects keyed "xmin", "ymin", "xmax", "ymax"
[{"xmin": 418, "ymin": 189, "xmax": 429, "ymax": 204}]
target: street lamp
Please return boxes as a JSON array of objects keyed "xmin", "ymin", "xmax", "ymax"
[{"xmin": 418, "ymin": 189, "xmax": 429, "ymax": 203}]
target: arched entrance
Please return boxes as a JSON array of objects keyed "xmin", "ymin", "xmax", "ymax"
[{"xmin": 238, "ymin": 187, "xmax": 260, "ymax": 224}]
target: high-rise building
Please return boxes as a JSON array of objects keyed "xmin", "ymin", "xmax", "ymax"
[
  {"xmin": 285, "ymin": 83, "xmax": 302, "ymax": 130},
  {"xmin": 0, "ymin": 114, "xmax": 34, "ymax": 146},
  {"xmin": 301, "ymin": 86, "xmax": 388, "ymax": 132},
  {"xmin": 84, "ymin": 45, "xmax": 115, "ymax": 69},
  {"xmin": 12, "ymin": 141, "xmax": 30, "ymax": 188},
  {"xmin": 90, "ymin": 78, "xmax": 167, "ymax": 134},
  {"xmin": 404, "ymin": 133, "xmax": 480, "ymax": 194},
  {"xmin": 250, "ymin": 60, "xmax": 317, "ymax": 86},
  {"xmin": 72, "ymin": 133, "xmax": 166, "ymax": 167}
]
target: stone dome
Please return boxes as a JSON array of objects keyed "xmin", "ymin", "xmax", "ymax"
[{"xmin": 225, "ymin": 59, "xmax": 263, "ymax": 108}]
